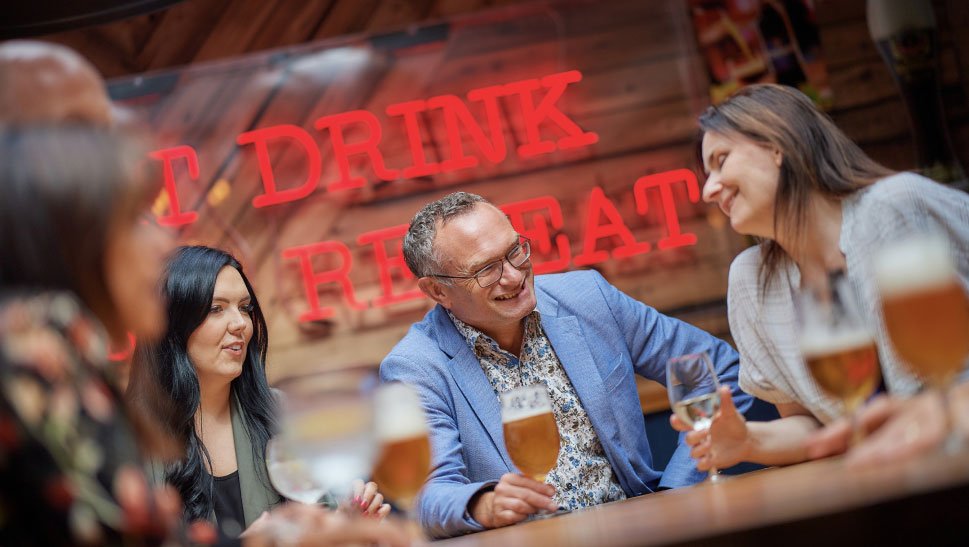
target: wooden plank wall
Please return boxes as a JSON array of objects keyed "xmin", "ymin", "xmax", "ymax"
[{"xmin": 33, "ymin": 0, "xmax": 969, "ymax": 405}]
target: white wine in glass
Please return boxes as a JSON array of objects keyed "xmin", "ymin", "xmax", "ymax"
[
  {"xmin": 667, "ymin": 352, "xmax": 722, "ymax": 481},
  {"xmin": 371, "ymin": 382, "xmax": 431, "ymax": 514},
  {"xmin": 266, "ymin": 437, "xmax": 327, "ymax": 505},
  {"xmin": 500, "ymin": 384, "xmax": 560, "ymax": 482}
]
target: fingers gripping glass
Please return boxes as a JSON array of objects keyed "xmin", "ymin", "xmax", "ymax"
[{"xmin": 432, "ymin": 236, "xmax": 531, "ymax": 288}]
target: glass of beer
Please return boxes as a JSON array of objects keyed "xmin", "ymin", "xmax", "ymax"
[
  {"xmin": 667, "ymin": 352, "xmax": 722, "ymax": 481},
  {"xmin": 500, "ymin": 384, "xmax": 560, "ymax": 482},
  {"xmin": 797, "ymin": 273, "xmax": 881, "ymax": 445},
  {"xmin": 371, "ymin": 382, "xmax": 431, "ymax": 516},
  {"xmin": 874, "ymin": 235, "xmax": 969, "ymax": 446}
]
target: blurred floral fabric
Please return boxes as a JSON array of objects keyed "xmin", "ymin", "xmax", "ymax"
[{"xmin": 0, "ymin": 292, "xmax": 165, "ymax": 546}]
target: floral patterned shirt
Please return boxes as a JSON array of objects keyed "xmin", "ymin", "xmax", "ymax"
[
  {"xmin": 0, "ymin": 293, "xmax": 169, "ymax": 546},
  {"xmin": 447, "ymin": 310, "xmax": 626, "ymax": 511}
]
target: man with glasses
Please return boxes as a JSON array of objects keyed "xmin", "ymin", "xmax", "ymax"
[{"xmin": 381, "ymin": 192, "xmax": 750, "ymax": 538}]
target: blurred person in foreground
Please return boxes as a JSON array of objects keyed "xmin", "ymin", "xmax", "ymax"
[
  {"xmin": 0, "ymin": 39, "xmax": 113, "ymax": 125},
  {"xmin": 129, "ymin": 246, "xmax": 391, "ymax": 539},
  {"xmin": 381, "ymin": 192, "xmax": 751, "ymax": 538},
  {"xmin": 677, "ymin": 83, "xmax": 969, "ymax": 470}
]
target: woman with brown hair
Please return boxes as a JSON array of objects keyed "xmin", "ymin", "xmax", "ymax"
[{"xmin": 675, "ymin": 83, "xmax": 969, "ymax": 469}]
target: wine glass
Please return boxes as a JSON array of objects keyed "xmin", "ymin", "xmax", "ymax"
[
  {"xmin": 874, "ymin": 235, "xmax": 969, "ymax": 449},
  {"xmin": 796, "ymin": 272, "xmax": 881, "ymax": 446},
  {"xmin": 370, "ymin": 382, "xmax": 431, "ymax": 517},
  {"xmin": 500, "ymin": 384, "xmax": 561, "ymax": 484},
  {"xmin": 269, "ymin": 367, "xmax": 378, "ymax": 506},
  {"xmin": 667, "ymin": 352, "xmax": 722, "ymax": 482}
]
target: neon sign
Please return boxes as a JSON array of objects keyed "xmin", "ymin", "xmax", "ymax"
[{"xmin": 142, "ymin": 69, "xmax": 703, "ymax": 326}]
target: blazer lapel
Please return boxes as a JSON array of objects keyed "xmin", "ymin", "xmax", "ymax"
[
  {"xmin": 433, "ymin": 307, "xmax": 514, "ymax": 470},
  {"xmin": 231, "ymin": 394, "xmax": 278, "ymax": 527},
  {"xmin": 540, "ymin": 312, "xmax": 621, "ymax": 449}
]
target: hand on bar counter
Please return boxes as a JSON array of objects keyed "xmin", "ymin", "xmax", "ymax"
[{"xmin": 240, "ymin": 503, "xmax": 410, "ymax": 547}]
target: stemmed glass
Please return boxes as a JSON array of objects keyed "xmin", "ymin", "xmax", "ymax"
[
  {"xmin": 268, "ymin": 367, "xmax": 378, "ymax": 506},
  {"xmin": 667, "ymin": 352, "xmax": 723, "ymax": 482},
  {"xmin": 796, "ymin": 272, "xmax": 881, "ymax": 446},
  {"xmin": 874, "ymin": 235, "xmax": 969, "ymax": 449},
  {"xmin": 370, "ymin": 382, "xmax": 432, "ymax": 517},
  {"xmin": 500, "ymin": 384, "xmax": 561, "ymax": 484}
]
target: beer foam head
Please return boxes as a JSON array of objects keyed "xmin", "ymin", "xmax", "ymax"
[
  {"xmin": 374, "ymin": 382, "xmax": 428, "ymax": 441},
  {"xmin": 799, "ymin": 327, "xmax": 873, "ymax": 358},
  {"xmin": 874, "ymin": 236, "xmax": 955, "ymax": 297},
  {"xmin": 500, "ymin": 385, "xmax": 552, "ymax": 422}
]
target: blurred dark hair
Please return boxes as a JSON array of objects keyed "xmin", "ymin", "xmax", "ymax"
[
  {"xmin": 697, "ymin": 84, "xmax": 893, "ymax": 293},
  {"xmin": 0, "ymin": 125, "xmax": 157, "ymax": 337},
  {"xmin": 128, "ymin": 245, "xmax": 276, "ymax": 521}
]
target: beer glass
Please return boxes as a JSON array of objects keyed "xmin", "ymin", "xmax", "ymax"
[
  {"xmin": 796, "ymin": 273, "xmax": 881, "ymax": 445},
  {"xmin": 500, "ymin": 384, "xmax": 560, "ymax": 482},
  {"xmin": 270, "ymin": 367, "xmax": 378, "ymax": 504},
  {"xmin": 667, "ymin": 352, "xmax": 722, "ymax": 481},
  {"xmin": 371, "ymin": 382, "xmax": 431, "ymax": 515},
  {"xmin": 874, "ymin": 235, "xmax": 969, "ymax": 446}
]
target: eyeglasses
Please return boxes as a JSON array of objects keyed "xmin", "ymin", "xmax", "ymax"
[{"xmin": 432, "ymin": 236, "xmax": 531, "ymax": 288}]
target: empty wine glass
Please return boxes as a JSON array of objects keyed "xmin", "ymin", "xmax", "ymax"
[
  {"xmin": 370, "ymin": 382, "xmax": 431, "ymax": 517},
  {"xmin": 796, "ymin": 272, "xmax": 881, "ymax": 446},
  {"xmin": 270, "ymin": 367, "xmax": 378, "ymax": 506},
  {"xmin": 667, "ymin": 352, "xmax": 722, "ymax": 482}
]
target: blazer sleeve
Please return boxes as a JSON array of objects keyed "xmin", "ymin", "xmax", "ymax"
[
  {"xmin": 589, "ymin": 270, "xmax": 751, "ymax": 487},
  {"xmin": 379, "ymin": 354, "xmax": 496, "ymax": 539}
]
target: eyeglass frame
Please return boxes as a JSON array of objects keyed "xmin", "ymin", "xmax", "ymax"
[{"xmin": 429, "ymin": 235, "xmax": 532, "ymax": 288}]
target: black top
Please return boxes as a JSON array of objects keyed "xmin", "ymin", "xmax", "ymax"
[{"xmin": 212, "ymin": 470, "xmax": 246, "ymax": 538}]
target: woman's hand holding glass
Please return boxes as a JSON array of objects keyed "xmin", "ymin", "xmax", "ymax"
[
  {"xmin": 670, "ymin": 384, "xmax": 750, "ymax": 473},
  {"xmin": 667, "ymin": 352, "xmax": 730, "ymax": 481}
]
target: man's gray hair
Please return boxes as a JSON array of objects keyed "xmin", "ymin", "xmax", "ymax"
[{"xmin": 403, "ymin": 191, "xmax": 488, "ymax": 278}]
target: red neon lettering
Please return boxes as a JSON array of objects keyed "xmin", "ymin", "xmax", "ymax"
[
  {"xmin": 149, "ymin": 145, "xmax": 200, "ymax": 226},
  {"xmin": 574, "ymin": 187, "xmax": 651, "ymax": 266},
  {"xmin": 237, "ymin": 125, "xmax": 322, "ymax": 208},
  {"xmin": 503, "ymin": 71, "xmax": 599, "ymax": 158},
  {"xmin": 427, "ymin": 86, "xmax": 507, "ymax": 171},
  {"xmin": 282, "ymin": 242, "xmax": 367, "ymax": 322},
  {"xmin": 107, "ymin": 332, "xmax": 137, "ymax": 362},
  {"xmin": 386, "ymin": 100, "xmax": 441, "ymax": 179},
  {"xmin": 501, "ymin": 196, "xmax": 571, "ymax": 274},
  {"xmin": 634, "ymin": 169, "xmax": 700, "ymax": 250},
  {"xmin": 315, "ymin": 110, "xmax": 400, "ymax": 192},
  {"xmin": 357, "ymin": 224, "xmax": 424, "ymax": 307}
]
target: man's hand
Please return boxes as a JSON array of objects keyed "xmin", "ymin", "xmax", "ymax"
[
  {"xmin": 670, "ymin": 385, "xmax": 749, "ymax": 471},
  {"xmin": 469, "ymin": 473, "xmax": 557, "ymax": 529}
]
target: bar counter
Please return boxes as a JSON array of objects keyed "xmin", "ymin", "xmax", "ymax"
[{"xmin": 430, "ymin": 446, "xmax": 969, "ymax": 546}]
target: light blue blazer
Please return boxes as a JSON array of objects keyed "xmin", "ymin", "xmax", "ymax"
[{"xmin": 380, "ymin": 270, "xmax": 749, "ymax": 538}]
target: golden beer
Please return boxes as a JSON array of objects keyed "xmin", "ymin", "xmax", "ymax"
[
  {"xmin": 804, "ymin": 340, "xmax": 881, "ymax": 411},
  {"xmin": 502, "ymin": 411, "xmax": 560, "ymax": 481},
  {"xmin": 881, "ymin": 281, "xmax": 969, "ymax": 384},
  {"xmin": 371, "ymin": 434, "xmax": 431, "ymax": 506}
]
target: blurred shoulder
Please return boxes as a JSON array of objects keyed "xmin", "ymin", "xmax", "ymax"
[
  {"xmin": 728, "ymin": 245, "xmax": 762, "ymax": 285},
  {"xmin": 856, "ymin": 172, "xmax": 967, "ymax": 212}
]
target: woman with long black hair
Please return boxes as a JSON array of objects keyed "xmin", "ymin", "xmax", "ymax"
[{"xmin": 130, "ymin": 246, "xmax": 390, "ymax": 539}]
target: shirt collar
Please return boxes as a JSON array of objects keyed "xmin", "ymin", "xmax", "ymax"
[{"xmin": 445, "ymin": 308, "xmax": 541, "ymax": 359}]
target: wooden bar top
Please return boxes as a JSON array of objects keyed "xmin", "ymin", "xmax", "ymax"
[{"xmin": 431, "ymin": 447, "xmax": 969, "ymax": 546}]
